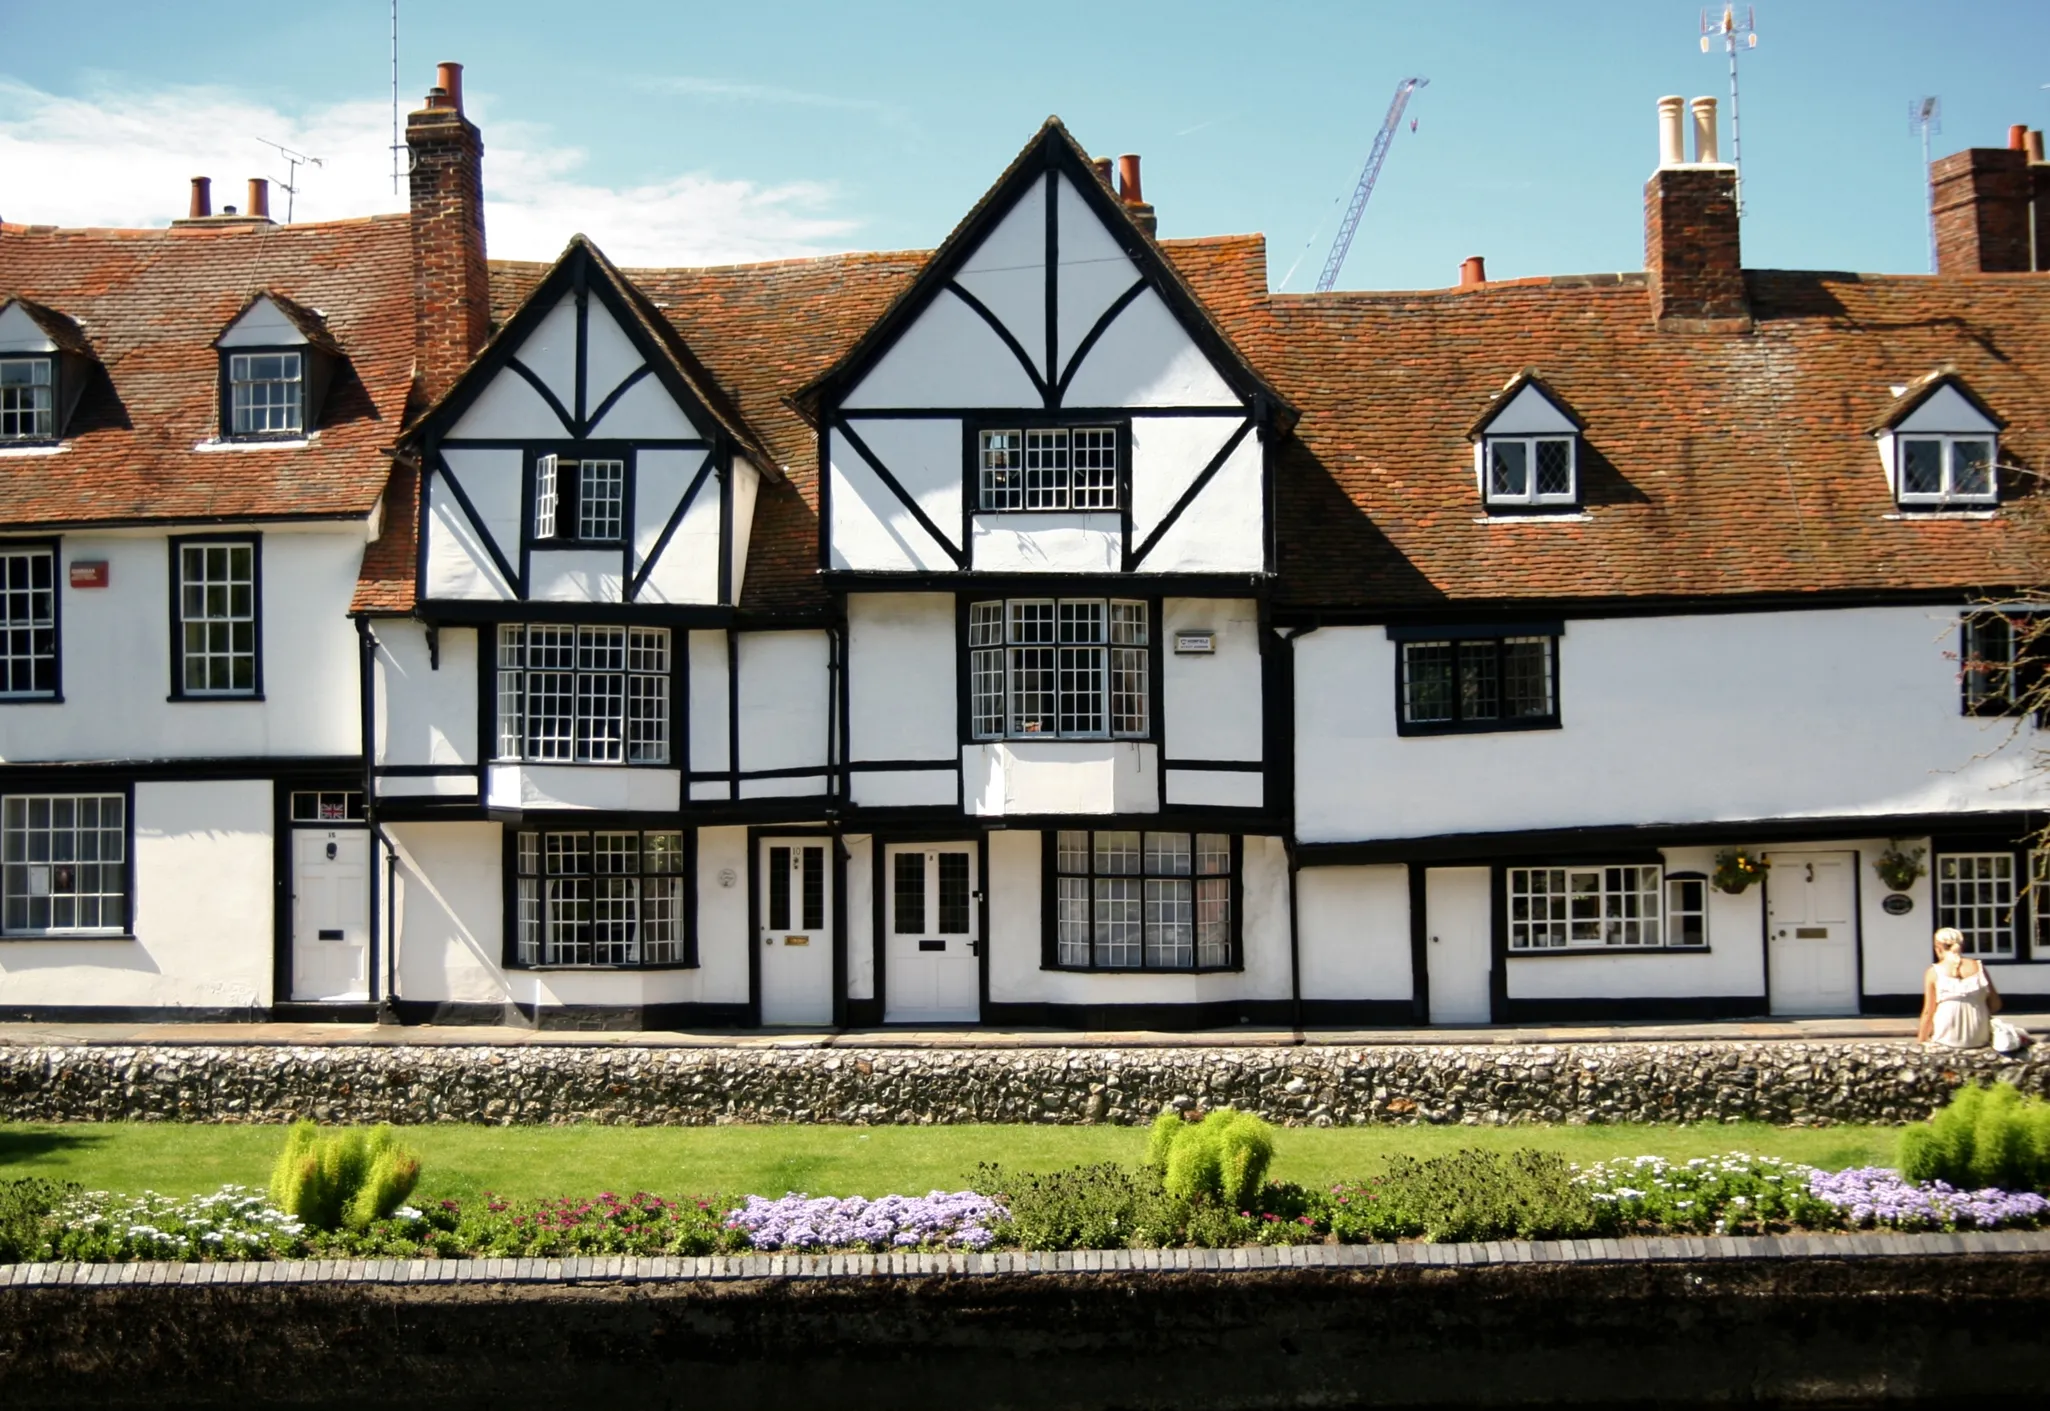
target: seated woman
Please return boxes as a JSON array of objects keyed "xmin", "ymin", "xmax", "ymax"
[{"xmin": 1917, "ymin": 926, "xmax": 2001, "ymax": 1049}]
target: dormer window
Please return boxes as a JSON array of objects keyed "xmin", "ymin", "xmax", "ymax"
[
  {"xmin": 228, "ymin": 352, "xmax": 303, "ymax": 436},
  {"xmin": 1467, "ymin": 370, "xmax": 1587, "ymax": 512},
  {"xmin": 1873, "ymin": 369, "xmax": 2005, "ymax": 510},
  {"xmin": 0, "ymin": 359, "xmax": 53, "ymax": 441},
  {"xmin": 534, "ymin": 454, "xmax": 627, "ymax": 543}
]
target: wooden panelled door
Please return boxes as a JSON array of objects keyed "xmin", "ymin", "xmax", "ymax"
[
  {"xmin": 1425, "ymin": 866, "xmax": 1493, "ymax": 1024},
  {"xmin": 884, "ymin": 843, "xmax": 980, "ymax": 1023},
  {"xmin": 291, "ymin": 828, "xmax": 370, "ymax": 1002},
  {"xmin": 1766, "ymin": 851, "xmax": 1858, "ymax": 1015},
  {"xmin": 759, "ymin": 839, "xmax": 833, "ymax": 1025}
]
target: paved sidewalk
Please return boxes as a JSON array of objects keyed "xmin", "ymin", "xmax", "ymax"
[
  {"xmin": 4, "ymin": 1228, "xmax": 2045, "ymax": 1290},
  {"xmin": 2, "ymin": 1013, "xmax": 2047, "ymax": 1050}
]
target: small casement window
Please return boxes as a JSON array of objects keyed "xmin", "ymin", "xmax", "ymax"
[
  {"xmin": 533, "ymin": 455, "xmax": 628, "ymax": 542},
  {"xmin": 969, "ymin": 598, "xmax": 1148, "ymax": 740},
  {"xmin": 515, "ymin": 829, "xmax": 688, "ymax": 967},
  {"xmin": 1665, "ymin": 873, "xmax": 1710, "ymax": 948},
  {"xmin": 1484, "ymin": 435, "xmax": 1576, "ymax": 506},
  {"xmin": 1398, "ymin": 635, "xmax": 1557, "ymax": 734},
  {"xmin": 227, "ymin": 352, "xmax": 304, "ymax": 437},
  {"xmin": 1507, "ymin": 865, "xmax": 1664, "ymax": 950},
  {"xmin": 289, "ymin": 790, "xmax": 364, "ymax": 823},
  {"xmin": 2031, "ymin": 851, "xmax": 2050, "ymax": 959},
  {"xmin": 2, "ymin": 792, "xmax": 126, "ymax": 936},
  {"xmin": 175, "ymin": 541, "xmax": 258, "ymax": 696},
  {"xmin": 495, "ymin": 624, "xmax": 670, "ymax": 764},
  {"xmin": 0, "ymin": 358, "xmax": 54, "ymax": 441},
  {"xmin": 1934, "ymin": 852, "xmax": 2015, "ymax": 958},
  {"xmin": 978, "ymin": 427, "xmax": 1118, "ymax": 511},
  {"xmin": 1960, "ymin": 612, "xmax": 2041, "ymax": 717},
  {"xmin": 1897, "ymin": 435, "xmax": 1996, "ymax": 506},
  {"xmin": 1054, "ymin": 830, "xmax": 1234, "ymax": 970},
  {"xmin": 0, "ymin": 545, "xmax": 57, "ymax": 699}
]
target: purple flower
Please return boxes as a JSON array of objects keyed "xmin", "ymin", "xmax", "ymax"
[
  {"xmin": 1807, "ymin": 1167, "xmax": 2050, "ymax": 1230},
  {"xmin": 723, "ymin": 1192, "xmax": 1007, "ymax": 1252}
]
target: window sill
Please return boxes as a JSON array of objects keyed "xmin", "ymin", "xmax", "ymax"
[
  {"xmin": 1044, "ymin": 964, "xmax": 1244, "ymax": 975},
  {"xmin": 971, "ymin": 736, "xmax": 1155, "ymax": 746},
  {"xmin": 1396, "ymin": 718, "xmax": 1560, "ymax": 738},
  {"xmin": 1508, "ymin": 946, "xmax": 1712, "ymax": 958},
  {"xmin": 507, "ymin": 962, "xmax": 700, "ymax": 973},
  {"xmin": 493, "ymin": 759, "xmax": 674, "ymax": 769},
  {"xmin": 193, "ymin": 435, "xmax": 315, "ymax": 453},
  {"xmin": 531, "ymin": 540, "xmax": 625, "ymax": 549},
  {"xmin": 0, "ymin": 694, "xmax": 62, "ymax": 705},
  {"xmin": 1885, "ymin": 509, "xmax": 1997, "ymax": 520},
  {"xmin": 0, "ymin": 441, "xmax": 68, "ymax": 458},
  {"xmin": 1474, "ymin": 511, "xmax": 1590, "ymax": 524},
  {"xmin": 167, "ymin": 693, "xmax": 265, "ymax": 703},
  {"xmin": 0, "ymin": 933, "xmax": 138, "ymax": 943}
]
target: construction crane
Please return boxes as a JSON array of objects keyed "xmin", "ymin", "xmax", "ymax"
[{"xmin": 1314, "ymin": 77, "xmax": 1428, "ymax": 293}]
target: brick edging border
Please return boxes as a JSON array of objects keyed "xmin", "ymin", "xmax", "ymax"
[{"xmin": 5, "ymin": 1229, "xmax": 2046, "ymax": 1289}]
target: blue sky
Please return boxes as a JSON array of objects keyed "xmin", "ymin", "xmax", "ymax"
[{"xmin": 3, "ymin": 0, "xmax": 2047, "ymax": 286}]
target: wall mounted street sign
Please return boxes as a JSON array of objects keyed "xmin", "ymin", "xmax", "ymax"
[
  {"xmin": 68, "ymin": 561, "xmax": 109, "ymax": 589},
  {"xmin": 1174, "ymin": 632, "xmax": 1217, "ymax": 654}
]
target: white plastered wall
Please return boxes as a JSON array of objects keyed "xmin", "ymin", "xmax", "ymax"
[
  {"xmin": 633, "ymin": 448, "xmax": 719, "ymax": 604},
  {"xmin": 2, "ymin": 526, "xmax": 364, "ymax": 764},
  {"xmin": 0, "ymin": 780, "xmax": 273, "ymax": 1010},
  {"xmin": 688, "ymin": 630, "xmax": 731, "ymax": 802},
  {"xmin": 847, "ymin": 594, "xmax": 955, "ymax": 761},
  {"xmin": 1293, "ymin": 607, "xmax": 2050, "ymax": 845},
  {"xmin": 1129, "ymin": 419, "xmax": 1262, "ymax": 573},
  {"xmin": 736, "ymin": 631, "xmax": 831, "ymax": 797},
  {"xmin": 1296, "ymin": 865, "xmax": 1414, "ymax": 1002},
  {"xmin": 964, "ymin": 742, "xmax": 1159, "ymax": 816},
  {"xmin": 827, "ymin": 425, "xmax": 962, "ymax": 572},
  {"xmin": 374, "ymin": 621, "xmax": 478, "ymax": 774}
]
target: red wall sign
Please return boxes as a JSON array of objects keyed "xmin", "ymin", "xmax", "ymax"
[{"xmin": 68, "ymin": 561, "xmax": 109, "ymax": 589}]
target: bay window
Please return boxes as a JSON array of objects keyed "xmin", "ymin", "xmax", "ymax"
[
  {"xmin": 514, "ymin": 828, "xmax": 690, "ymax": 967},
  {"xmin": 1053, "ymin": 829, "xmax": 1235, "ymax": 970},
  {"xmin": 495, "ymin": 624, "xmax": 671, "ymax": 764},
  {"xmin": 970, "ymin": 598, "xmax": 1148, "ymax": 740}
]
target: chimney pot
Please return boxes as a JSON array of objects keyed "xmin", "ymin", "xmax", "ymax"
[
  {"xmin": 247, "ymin": 178, "xmax": 270, "ymax": 221},
  {"xmin": 222, "ymin": 205, "xmax": 237, "ymax": 216},
  {"xmin": 1092, "ymin": 156, "xmax": 1114, "ymax": 189},
  {"xmin": 2009, "ymin": 124, "xmax": 2029, "ymax": 151},
  {"xmin": 1459, "ymin": 255, "xmax": 1486, "ymax": 287},
  {"xmin": 189, "ymin": 176, "xmax": 212, "ymax": 219},
  {"xmin": 1691, "ymin": 96, "xmax": 1720, "ymax": 165},
  {"xmin": 437, "ymin": 62, "xmax": 464, "ymax": 114},
  {"xmin": 424, "ymin": 85, "xmax": 449, "ymax": 109},
  {"xmin": 1117, "ymin": 154, "xmax": 1143, "ymax": 206},
  {"xmin": 2026, "ymin": 130, "xmax": 2046, "ymax": 164},
  {"xmin": 1657, "ymin": 96, "xmax": 1686, "ymax": 168}
]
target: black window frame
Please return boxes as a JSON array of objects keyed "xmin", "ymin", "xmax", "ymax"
[
  {"xmin": 966, "ymin": 415, "xmax": 1130, "ymax": 516},
  {"xmin": 488, "ymin": 620, "xmax": 683, "ymax": 768},
  {"xmin": 1041, "ymin": 828, "xmax": 1242, "ymax": 974},
  {"xmin": 0, "ymin": 537, "xmax": 61, "ymax": 703},
  {"xmin": 1480, "ymin": 433, "xmax": 1579, "ymax": 510},
  {"xmin": 963, "ymin": 595, "xmax": 1155, "ymax": 742},
  {"xmin": 1960, "ymin": 611, "xmax": 2043, "ymax": 719},
  {"xmin": 503, "ymin": 824, "xmax": 697, "ymax": 970},
  {"xmin": 166, "ymin": 533, "xmax": 263, "ymax": 702},
  {"xmin": 1388, "ymin": 624, "xmax": 1562, "ymax": 737},
  {"xmin": 0, "ymin": 782, "xmax": 135, "ymax": 939},
  {"xmin": 0, "ymin": 355, "xmax": 58, "ymax": 445},
  {"xmin": 527, "ymin": 444, "xmax": 636, "ymax": 548},
  {"xmin": 218, "ymin": 347, "xmax": 309, "ymax": 442}
]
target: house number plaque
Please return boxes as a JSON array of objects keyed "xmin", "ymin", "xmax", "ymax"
[{"xmin": 1881, "ymin": 893, "xmax": 1914, "ymax": 916}]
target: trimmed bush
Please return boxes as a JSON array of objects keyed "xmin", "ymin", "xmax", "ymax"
[
  {"xmin": 0, "ymin": 1178, "xmax": 76, "ymax": 1262},
  {"xmin": 269, "ymin": 1121, "xmax": 421, "ymax": 1232},
  {"xmin": 1149, "ymin": 1109, "xmax": 1276, "ymax": 1212},
  {"xmin": 1370, "ymin": 1149, "xmax": 1599, "ymax": 1243},
  {"xmin": 1899, "ymin": 1083, "xmax": 2050, "ymax": 1193}
]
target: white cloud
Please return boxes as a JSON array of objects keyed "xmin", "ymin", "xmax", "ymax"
[{"xmin": 0, "ymin": 77, "xmax": 861, "ymax": 265}]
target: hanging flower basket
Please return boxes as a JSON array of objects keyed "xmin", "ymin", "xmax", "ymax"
[
  {"xmin": 1712, "ymin": 848, "xmax": 1770, "ymax": 895},
  {"xmin": 1872, "ymin": 841, "xmax": 1927, "ymax": 893}
]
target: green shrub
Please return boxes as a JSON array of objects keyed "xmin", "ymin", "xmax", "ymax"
[
  {"xmin": 1365, "ymin": 1149, "xmax": 1599, "ymax": 1243},
  {"xmin": 1148, "ymin": 1109, "xmax": 1276, "ymax": 1212},
  {"xmin": 977, "ymin": 1162, "xmax": 1162, "ymax": 1250},
  {"xmin": 0, "ymin": 1178, "xmax": 76, "ymax": 1262},
  {"xmin": 1900, "ymin": 1083, "xmax": 2050, "ymax": 1192},
  {"xmin": 268, "ymin": 1121, "xmax": 421, "ymax": 1232}
]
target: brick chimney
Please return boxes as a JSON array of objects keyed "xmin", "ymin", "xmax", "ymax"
[
  {"xmin": 407, "ymin": 61, "xmax": 489, "ymax": 410},
  {"xmin": 1645, "ymin": 96, "xmax": 1748, "ymax": 331},
  {"xmin": 1930, "ymin": 125, "xmax": 2046, "ymax": 273}
]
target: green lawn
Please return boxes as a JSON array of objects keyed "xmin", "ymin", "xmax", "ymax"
[{"xmin": 0, "ymin": 1120, "xmax": 1903, "ymax": 1204}]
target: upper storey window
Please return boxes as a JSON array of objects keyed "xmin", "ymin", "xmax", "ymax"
[
  {"xmin": 215, "ymin": 293, "xmax": 340, "ymax": 443},
  {"xmin": 1874, "ymin": 370, "xmax": 2005, "ymax": 510},
  {"xmin": 534, "ymin": 455, "xmax": 627, "ymax": 544},
  {"xmin": 0, "ymin": 359, "xmax": 53, "ymax": 441},
  {"xmin": 978, "ymin": 427, "xmax": 1118, "ymax": 512},
  {"xmin": 228, "ymin": 352, "xmax": 304, "ymax": 436},
  {"xmin": 970, "ymin": 598, "xmax": 1148, "ymax": 740},
  {"xmin": 1468, "ymin": 371, "xmax": 1587, "ymax": 512}
]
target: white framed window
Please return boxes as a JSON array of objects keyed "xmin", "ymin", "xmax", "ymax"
[
  {"xmin": 0, "ymin": 358, "xmax": 53, "ymax": 441},
  {"xmin": 495, "ymin": 624, "xmax": 669, "ymax": 764},
  {"xmin": 1665, "ymin": 873, "xmax": 1709, "ymax": 948},
  {"xmin": 534, "ymin": 454, "xmax": 561, "ymax": 541},
  {"xmin": 976, "ymin": 427, "xmax": 1118, "ymax": 511},
  {"xmin": 2032, "ymin": 851, "xmax": 2050, "ymax": 959},
  {"xmin": 2, "ymin": 793, "xmax": 126, "ymax": 936},
  {"xmin": 227, "ymin": 352, "xmax": 303, "ymax": 436},
  {"xmin": 175, "ymin": 540, "xmax": 258, "ymax": 696},
  {"xmin": 1054, "ymin": 829, "xmax": 1233, "ymax": 970},
  {"xmin": 533, "ymin": 455, "xmax": 627, "ymax": 542},
  {"xmin": 1935, "ymin": 852, "xmax": 2015, "ymax": 958},
  {"xmin": 1484, "ymin": 435, "xmax": 1576, "ymax": 506},
  {"xmin": 1399, "ymin": 634, "xmax": 1556, "ymax": 734},
  {"xmin": 515, "ymin": 828, "xmax": 687, "ymax": 966},
  {"xmin": 1507, "ymin": 865, "xmax": 1663, "ymax": 950},
  {"xmin": 1897, "ymin": 434, "xmax": 1997, "ymax": 506},
  {"xmin": 0, "ymin": 545, "xmax": 57, "ymax": 698},
  {"xmin": 969, "ymin": 598, "xmax": 1148, "ymax": 740},
  {"xmin": 577, "ymin": 459, "xmax": 625, "ymax": 541}
]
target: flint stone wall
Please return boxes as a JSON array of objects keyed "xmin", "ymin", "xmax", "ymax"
[{"xmin": 0, "ymin": 1041, "xmax": 2044, "ymax": 1126}]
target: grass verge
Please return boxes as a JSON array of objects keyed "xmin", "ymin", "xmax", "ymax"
[{"xmin": 0, "ymin": 1120, "xmax": 1901, "ymax": 1204}]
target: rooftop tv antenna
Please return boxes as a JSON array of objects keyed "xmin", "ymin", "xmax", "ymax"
[
  {"xmin": 1313, "ymin": 76, "xmax": 1428, "ymax": 293},
  {"xmin": 1701, "ymin": 5, "xmax": 1758, "ymax": 213},
  {"xmin": 1911, "ymin": 96, "xmax": 1942, "ymax": 272},
  {"xmin": 389, "ymin": 0, "xmax": 404, "ymax": 194},
  {"xmin": 255, "ymin": 138, "xmax": 323, "ymax": 223}
]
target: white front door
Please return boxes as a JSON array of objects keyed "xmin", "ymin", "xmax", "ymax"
[
  {"xmin": 884, "ymin": 843, "xmax": 980, "ymax": 1023},
  {"xmin": 1767, "ymin": 850, "xmax": 1858, "ymax": 1015},
  {"xmin": 291, "ymin": 828, "xmax": 370, "ymax": 1002},
  {"xmin": 1426, "ymin": 866, "xmax": 1493, "ymax": 1024},
  {"xmin": 760, "ymin": 838, "xmax": 834, "ymax": 1025}
]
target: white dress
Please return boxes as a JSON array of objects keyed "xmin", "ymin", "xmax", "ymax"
[{"xmin": 1928, "ymin": 964, "xmax": 1993, "ymax": 1049}]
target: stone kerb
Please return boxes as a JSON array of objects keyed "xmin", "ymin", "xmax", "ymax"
[{"xmin": 0, "ymin": 1040, "xmax": 2040, "ymax": 1126}]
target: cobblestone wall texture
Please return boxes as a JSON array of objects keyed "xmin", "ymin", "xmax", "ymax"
[{"xmin": 0, "ymin": 1041, "xmax": 2045, "ymax": 1127}]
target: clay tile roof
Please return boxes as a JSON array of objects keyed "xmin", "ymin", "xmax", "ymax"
[
  {"xmin": 1269, "ymin": 271, "xmax": 2050, "ymax": 610},
  {"xmin": 0, "ymin": 215, "xmax": 415, "ymax": 531}
]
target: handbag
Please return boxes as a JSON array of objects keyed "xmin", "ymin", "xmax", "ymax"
[{"xmin": 1991, "ymin": 1018, "xmax": 2030, "ymax": 1054}]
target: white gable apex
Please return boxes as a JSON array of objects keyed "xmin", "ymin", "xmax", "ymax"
[
  {"xmin": 0, "ymin": 302, "xmax": 57, "ymax": 353},
  {"xmin": 1479, "ymin": 383, "xmax": 1577, "ymax": 436},
  {"xmin": 218, "ymin": 296, "xmax": 311, "ymax": 348},
  {"xmin": 1894, "ymin": 383, "xmax": 1998, "ymax": 435}
]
